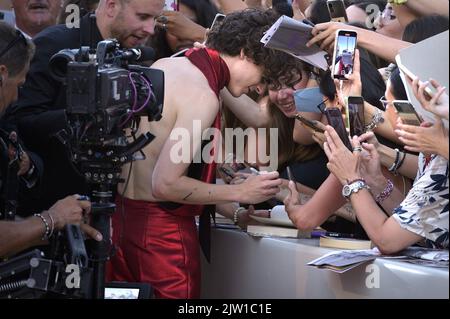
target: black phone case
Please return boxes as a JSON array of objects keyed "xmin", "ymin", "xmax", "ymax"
[
  {"xmin": 325, "ymin": 108, "xmax": 353, "ymax": 150},
  {"xmin": 348, "ymin": 98, "xmax": 365, "ymax": 137}
]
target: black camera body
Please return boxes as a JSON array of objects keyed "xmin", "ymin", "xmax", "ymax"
[{"xmin": 50, "ymin": 39, "xmax": 164, "ymax": 185}]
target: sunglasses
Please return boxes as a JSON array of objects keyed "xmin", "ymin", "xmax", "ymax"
[
  {"xmin": 0, "ymin": 30, "xmax": 27, "ymax": 59},
  {"xmin": 316, "ymin": 98, "xmax": 329, "ymax": 114},
  {"xmin": 379, "ymin": 96, "xmax": 392, "ymax": 109}
]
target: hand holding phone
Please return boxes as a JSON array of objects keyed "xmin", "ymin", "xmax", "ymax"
[
  {"xmin": 327, "ymin": 0, "xmax": 348, "ymax": 23},
  {"xmin": 346, "ymin": 96, "xmax": 366, "ymax": 137},
  {"xmin": 325, "ymin": 107, "xmax": 353, "ymax": 150},
  {"xmin": 295, "ymin": 114, "xmax": 325, "ymax": 133},
  {"xmin": 391, "ymin": 101, "xmax": 423, "ymax": 126},
  {"xmin": 332, "ymin": 30, "xmax": 357, "ymax": 80}
]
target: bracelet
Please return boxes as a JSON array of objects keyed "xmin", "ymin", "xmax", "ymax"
[
  {"xmin": 233, "ymin": 207, "xmax": 246, "ymax": 225},
  {"xmin": 395, "ymin": 151, "xmax": 407, "ymax": 175},
  {"xmin": 346, "ymin": 178, "xmax": 366, "ymax": 185},
  {"xmin": 388, "ymin": 148, "xmax": 400, "ymax": 172},
  {"xmin": 375, "ymin": 179, "xmax": 394, "ymax": 204},
  {"xmin": 34, "ymin": 213, "xmax": 50, "ymax": 241},
  {"xmin": 47, "ymin": 211, "xmax": 55, "ymax": 238},
  {"xmin": 365, "ymin": 109, "xmax": 385, "ymax": 131}
]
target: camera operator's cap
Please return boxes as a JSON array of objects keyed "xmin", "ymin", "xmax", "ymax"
[{"xmin": 77, "ymin": 195, "xmax": 91, "ymax": 201}]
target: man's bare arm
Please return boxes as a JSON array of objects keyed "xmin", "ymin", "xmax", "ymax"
[{"xmin": 152, "ymin": 91, "xmax": 281, "ymax": 205}]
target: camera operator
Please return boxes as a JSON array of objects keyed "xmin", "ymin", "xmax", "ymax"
[
  {"xmin": 5, "ymin": 0, "xmax": 165, "ymax": 215},
  {"xmin": 0, "ymin": 21, "xmax": 102, "ymax": 258}
]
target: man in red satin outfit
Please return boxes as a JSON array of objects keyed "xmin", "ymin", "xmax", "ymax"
[{"xmin": 107, "ymin": 9, "xmax": 302, "ymax": 298}]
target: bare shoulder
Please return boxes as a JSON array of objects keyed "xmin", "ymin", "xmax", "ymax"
[{"xmin": 152, "ymin": 57, "xmax": 219, "ymax": 116}]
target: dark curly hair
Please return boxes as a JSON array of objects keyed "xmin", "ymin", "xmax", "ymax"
[{"xmin": 206, "ymin": 8, "xmax": 304, "ymax": 90}]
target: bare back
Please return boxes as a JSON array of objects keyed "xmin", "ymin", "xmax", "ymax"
[{"xmin": 118, "ymin": 57, "xmax": 220, "ymax": 201}]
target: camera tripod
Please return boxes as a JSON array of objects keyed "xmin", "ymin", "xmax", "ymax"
[{"xmin": 87, "ymin": 183, "xmax": 116, "ymax": 299}]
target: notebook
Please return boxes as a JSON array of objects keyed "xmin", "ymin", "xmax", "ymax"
[{"xmin": 319, "ymin": 236, "xmax": 373, "ymax": 250}]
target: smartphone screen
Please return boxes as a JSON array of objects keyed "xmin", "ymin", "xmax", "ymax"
[
  {"xmin": 164, "ymin": 0, "xmax": 179, "ymax": 11},
  {"xmin": 393, "ymin": 101, "xmax": 423, "ymax": 126},
  {"xmin": 327, "ymin": 0, "xmax": 348, "ymax": 23},
  {"xmin": 295, "ymin": 114, "xmax": 325, "ymax": 133},
  {"xmin": 325, "ymin": 108, "xmax": 353, "ymax": 150},
  {"xmin": 347, "ymin": 96, "xmax": 365, "ymax": 137},
  {"xmin": 333, "ymin": 30, "xmax": 357, "ymax": 80}
]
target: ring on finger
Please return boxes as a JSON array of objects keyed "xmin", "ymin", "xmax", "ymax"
[{"xmin": 157, "ymin": 15, "xmax": 168, "ymax": 24}]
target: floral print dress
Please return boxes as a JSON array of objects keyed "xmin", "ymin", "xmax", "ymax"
[{"xmin": 393, "ymin": 154, "xmax": 449, "ymax": 249}]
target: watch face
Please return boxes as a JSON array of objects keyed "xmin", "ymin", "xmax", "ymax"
[{"xmin": 342, "ymin": 185, "xmax": 351, "ymax": 197}]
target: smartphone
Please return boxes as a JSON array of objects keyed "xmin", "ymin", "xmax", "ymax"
[
  {"xmin": 286, "ymin": 166, "xmax": 299, "ymax": 192},
  {"xmin": 295, "ymin": 114, "xmax": 325, "ymax": 133},
  {"xmin": 325, "ymin": 108, "xmax": 353, "ymax": 150},
  {"xmin": 286, "ymin": 166, "xmax": 295, "ymax": 182},
  {"xmin": 164, "ymin": 0, "xmax": 179, "ymax": 11},
  {"xmin": 327, "ymin": 0, "xmax": 348, "ymax": 23},
  {"xmin": 393, "ymin": 101, "xmax": 423, "ymax": 126},
  {"xmin": 346, "ymin": 96, "xmax": 366, "ymax": 137},
  {"xmin": 210, "ymin": 13, "xmax": 226, "ymax": 30},
  {"xmin": 219, "ymin": 154, "xmax": 253, "ymax": 180},
  {"xmin": 332, "ymin": 30, "xmax": 357, "ymax": 80}
]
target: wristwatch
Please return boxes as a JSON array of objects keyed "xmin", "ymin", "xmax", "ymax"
[{"xmin": 342, "ymin": 180, "xmax": 370, "ymax": 199}]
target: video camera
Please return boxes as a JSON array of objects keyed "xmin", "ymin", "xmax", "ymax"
[
  {"xmin": 50, "ymin": 39, "xmax": 164, "ymax": 185},
  {"xmin": 0, "ymin": 39, "xmax": 164, "ymax": 299}
]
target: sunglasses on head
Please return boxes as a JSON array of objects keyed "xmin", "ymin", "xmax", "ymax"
[{"xmin": 0, "ymin": 30, "xmax": 27, "ymax": 59}]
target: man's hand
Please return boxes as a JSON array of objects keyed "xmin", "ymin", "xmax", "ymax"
[
  {"xmin": 46, "ymin": 195, "xmax": 102, "ymax": 241},
  {"xmin": 47, "ymin": 195, "xmax": 91, "ymax": 230},
  {"xmin": 7, "ymin": 131, "xmax": 31, "ymax": 176},
  {"xmin": 237, "ymin": 171, "xmax": 282, "ymax": 204}
]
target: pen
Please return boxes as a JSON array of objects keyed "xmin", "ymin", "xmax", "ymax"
[{"xmin": 311, "ymin": 231, "xmax": 355, "ymax": 239}]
